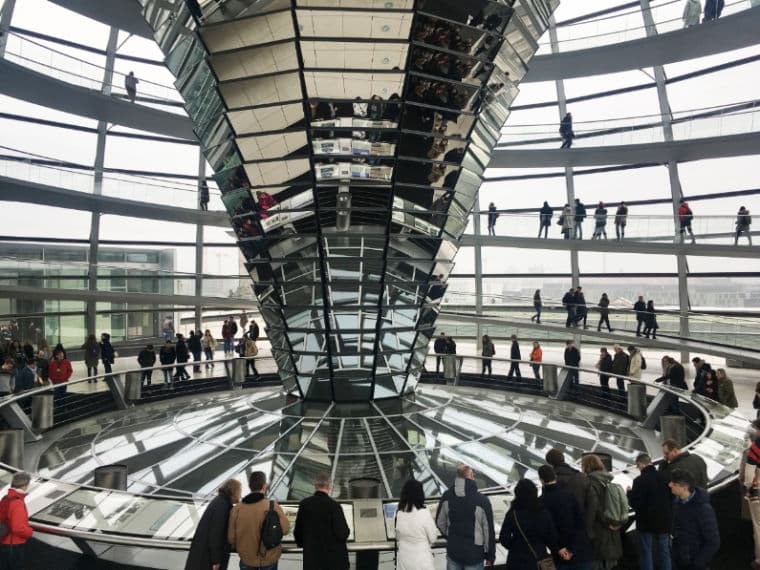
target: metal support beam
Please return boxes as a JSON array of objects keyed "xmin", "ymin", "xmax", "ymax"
[
  {"xmin": 473, "ymin": 191, "xmax": 484, "ymax": 346},
  {"xmin": 87, "ymin": 27, "xmax": 119, "ymax": 335},
  {"xmin": 0, "ymin": 404, "xmax": 40, "ymax": 442},
  {"xmin": 105, "ymin": 373, "xmax": 129, "ymax": 410},
  {"xmin": 640, "ymin": 0, "xmax": 690, "ymax": 362},
  {"xmin": 195, "ymin": 149, "xmax": 206, "ymax": 333},
  {"xmin": 0, "ymin": 0, "xmax": 17, "ymax": 57}
]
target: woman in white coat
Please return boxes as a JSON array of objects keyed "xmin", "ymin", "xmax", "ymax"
[{"xmin": 395, "ymin": 479, "xmax": 438, "ymax": 570}]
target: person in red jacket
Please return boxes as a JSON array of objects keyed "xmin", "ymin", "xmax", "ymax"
[
  {"xmin": 678, "ymin": 198, "xmax": 695, "ymax": 244},
  {"xmin": 0, "ymin": 471, "xmax": 34, "ymax": 567},
  {"xmin": 47, "ymin": 348, "xmax": 73, "ymax": 402}
]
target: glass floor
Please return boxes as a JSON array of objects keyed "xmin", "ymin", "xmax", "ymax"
[{"xmin": 35, "ymin": 385, "xmax": 649, "ymax": 500}]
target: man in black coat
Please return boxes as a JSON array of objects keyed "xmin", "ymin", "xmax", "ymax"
[
  {"xmin": 434, "ymin": 332, "xmax": 448, "ymax": 376},
  {"xmin": 659, "ymin": 439, "xmax": 708, "ymax": 489},
  {"xmin": 185, "ymin": 480, "xmax": 240, "ymax": 570},
  {"xmin": 628, "ymin": 453, "xmax": 672, "ymax": 570},
  {"xmin": 539, "ymin": 465, "xmax": 593, "ymax": 567},
  {"xmin": 692, "ymin": 357, "xmax": 713, "ymax": 397},
  {"xmin": 508, "ymin": 334, "xmax": 521, "ymax": 380},
  {"xmin": 188, "ymin": 331, "xmax": 203, "ymax": 373},
  {"xmin": 562, "ymin": 288, "xmax": 576, "ymax": 327},
  {"xmin": 564, "ymin": 340, "xmax": 581, "ymax": 384},
  {"xmin": 669, "ymin": 470, "xmax": 720, "ymax": 570},
  {"xmin": 633, "ymin": 296, "xmax": 647, "ymax": 336},
  {"xmin": 294, "ymin": 473, "xmax": 350, "ymax": 570},
  {"xmin": 174, "ymin": 333, "xmax": 191, "ymax": 381},
  {"xmin": 611, "ymin": 344, "xmax": 629, "ymax": 394},
  {"xmin": 545, "ymin": 448, "xmax": 594, "ymax": 537}
]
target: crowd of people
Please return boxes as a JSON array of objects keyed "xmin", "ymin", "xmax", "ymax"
[
  {"xmin": 0, "ymin": 313, "xmax": 262, "ymax": 398},
  {"xmin": 179, "ymin": 444, "xmax": 725, "ymax": 570},
  {"xmin": 683, "ymin": 0, "xmax": 728, "ymax": 27}
]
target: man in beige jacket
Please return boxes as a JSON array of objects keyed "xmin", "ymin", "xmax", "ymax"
[{"xmin": 228, "ymin": 471, "xmax": 289, "ymax": 570}]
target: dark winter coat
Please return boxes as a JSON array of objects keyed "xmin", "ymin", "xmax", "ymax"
[
  {"xmin": 541, "ymin": 483, "xmax": 593, "ymax": 563},
  {"xmin": 436, "ymin": 477, "xmax": 496, "ymax": 565},
  {"xmin": 184, "ymin": 493, "xmax": 233, "ymax": 570},
  {"xmin": 434, "ymin": 337, "xmax": 448, "ymax": 354},
  {"xmin": 553, "ymin": 463, "xmax": 594, "ymax": 538},
  {"xmin": 100, "ymin": 338, "xmax": 115, "ymax": 364},
  {"xmin": 671, "ymin": 487, "xmax": 720, "ymax": 570},
  {"xmin": 499, "ymin": 507, "xmax": 558, "ymax": 570},
  {"xmin": 626, "ymin": 465, "xmax": 672, "ymax": 533},
  {"xmin": 137, "ymin": 349, "xmax": 156, "ymax": 368},
  {"xmin": 293, "ymin": 491, "xmax": 350, "ymax": 570},
  {"xmin": 247, "ymin": 322, "xmax": 260, "ymax": 342},
  {"xmin": 658, "ymin": 362, "xmax": 688, "ymax": 390},
  {"xmin": 599, "ymin": 353, "xmax": 613, "ymax": 384},
  {"xmin": 633, "ymin": 300, "xmax": 647, "ymax": 322},
  {"xmin": 611, "ymin": 351, "xmax": 629, "ymax": 376},
  {"xmin": 564, "ymin": 347, "xmax": 581, "ymax": 367},
  {"xmin": 187, "ymin": 334, "xmax": 202, "ymax": 354},
  {"xmin": 82, "ymin": 340, "xmax": 100, "ymax": 367},
  {"xmin": 510, "ymin": 341, "xmax": 521, "ymax": 360},
  {"xmin": 159, "ymin": 346, "xmax": 176, "ymax": 365},
  {"xmin": 540, "ymin": 204, "xmax": 553, "ymax": 226},
  {"xmin": 176, "ymin": 339, "xmax": 190, "ymax": 363}
]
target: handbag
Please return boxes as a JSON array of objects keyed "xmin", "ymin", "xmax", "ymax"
[{"xmin": 513, "ymin": 512, "xmax": 557, "ymax": 570}]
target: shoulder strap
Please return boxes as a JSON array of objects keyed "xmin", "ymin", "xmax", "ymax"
[{"xmin": 512, "ymin": 511, "xmax": 539, "ymax": 560}]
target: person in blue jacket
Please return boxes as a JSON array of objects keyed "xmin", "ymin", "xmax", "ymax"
[{"xmin": 668, "ymin": 469, "xmax": 720, "ymax": 570}]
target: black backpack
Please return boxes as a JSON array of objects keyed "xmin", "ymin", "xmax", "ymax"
[{"xmin": 260, "ymin": 500, "xmax": 283, "ymax": 551}]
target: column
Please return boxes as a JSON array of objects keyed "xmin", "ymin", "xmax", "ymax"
[
  {"xmin": 0, "ymin": 0, "xmax": 17, "ymax": 57},
  {"xmin": 195, "ymin": 149, "xmax": 205, "ymax": 333}
]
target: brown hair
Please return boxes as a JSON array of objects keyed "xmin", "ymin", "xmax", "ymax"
[
  {"xmin": 662, "ymin": 438, "xmax": 681, "ymax": 452},
  {"xmin": 581, "ymin": 454, "xmax": 605, "ymax": 474},
  {"xmin": 218, "ymin": 478, "xmax": 242, "ymax": 499}
]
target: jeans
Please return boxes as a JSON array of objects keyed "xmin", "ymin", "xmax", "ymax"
[
  {"xmin": 436, "ymin": 354, "xmax": 444, "ymax": 374},
  {"xmin": 598, "ymin": 314, "xmax": 611, "ymax": 331},
  {"xmin": 140, "ymin": 370, "xmax": 152, "ymax": 385},
  {"xmin": 0, "ymin": 543, "xmax": 25, "ymax": 569},
  {"xmin": 638, "ymin": 531, "xmax": 671, "ymax": 570},
  {"xmin": 204, "ymin": 347, "xmax": 214, "ymax": 363},
  {"xmin": 446, "ymin": 558, "xmax": 483, "ymax": 570},
  {"xmin": 508, "ymin": 362, "xmax": 521, "ymax": 379},
  {"xmin": 240, "ymin": 562, "xmax": 277, "ymax": 570},
  {"xmin": 162, "ymin": 368, "xmax": 173, "ymax": 384},
  {"xmin": 616, "ymin": 223, "xmax": 625, "ymax": 239},
  {"xmin": 532, "ymin": 363, "xmax": 541, "ymax": 380},
  {"xmin": 573, "ymin": 222, "xmax": 583, "ymax": 239},
  {"xmin": 481, "ymin": 359, "xmax": 492, "ymax": 376},
  {"xmin": 224, "ymin": 338, "xmax": 233, "ymax": 354},
  {"xmin": 103, "ymin": 361, "xmax": 113, "ymax": 375},
  {"xmin": 566, "ymin": 369, "xmax": 579, "ymax": 385},
  {"xmin": 192, "ymin": 350, "xmax": 202, "ymax": 372},
  {"xmin": 532, "ymin": 306, "xmax": 542, "ymax": 322}
]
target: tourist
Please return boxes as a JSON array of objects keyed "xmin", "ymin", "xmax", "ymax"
[
  {"xmin": 611, "ymin": 344, "xmax": 629, "ymax": 394},
  {"xmin": 560, "ymin": 112, "xmax": 574, "ymax": 149},
  {"xmin": 678, "ymin": 198, "xmax": 695, "ymax": 244},
  {"xmin": 743, "ymin": 419, "xmax": 760, "ymax": 570},
  {"xmin": 100, "ymin": 333, "xmax": 115, "ymax": 376},
  {"xmin": 538, "ymin": 465, "xmax": 593, "ymax": 569},
  {"xmin": 221, "ymin": 319, "xmax": 233, "ymax": 357},
  {"xmin": 185, "ymin": 479, "xmax": 241, "ymax": 570},
  {"xmin": 562, "ymin": 287, "xmax": 576, "ymax": 327},
  {"xmin": 395, "ymin": 479, "xmax": 438, "ymax": 570},
  {"xmin": 627, "ymin": 454, "xmax": 672, "ymax": 570},
  {"xmin": 434, "ymin": 332, "xmax": 448, "ymax": 376},
  {"xmin": 703, "ymin": 0, "xmax": 724, "ymax": 21},
  {"xmin": 498, "ymin": 479, "xmax": 558, "ymax": 569},
  {"xmin": 294, "ymin": 473, "xmax": 350, "ymax": 570},
  {"xmin": 633, "ymin": 296, "xmax": 647, "ymax": 337},
  {"xmin": 627, "ymin": 345, "xmax": 643, "ymax": 380},
  {"xmin": 655, "ymin": 356, "xmax": 688, "ymax": 390},
  {"xmin": 201, "ymin": 330, "xmax": 216, "ymax": 368},
  {"xmin": 508, "ymin": 335, "xmax": 521, "ymax": 380},
  {"xmin": 695, "ymin": 368, "xmax": 719, "ymax": 402},
  {"xmin": 531, "ymin": 289, "xmax": 542, "ymax": 323},
  {"xmin": 615, "ymin": 202, "xmax": 628, "ymax": 240},
  {"xmin": 436, "ymin": 464, "xmax": 496, "ymax": 569},
  {"xmin": 228, "ymin": 472, "xmax": 289, "ymax": 570},
  {"xmin": 564, "ymin": 340, "xmax": 581, "ymax": 385},
  {"xmin": 174, "ymin": 333, "xmax": 191, "ymax": 381},
  {"xmin": 481, "ymin": 335, "xmax": 495, "ymax": 378},
  {"xmin": 668, "ymin": 470, "xmax": 720, "ymax": 570},
  {"xmin": 137, "ymin": 344, "xmax": 156, "ymax": 386},
  {"xmin": 659, "ymin": 439, "xmax": 708, "ymax": 489},
  {"xmin": 692, "ymin": 357, "xmax": 713, "ymax": 396},
  {"xmin": 561, "ymin": 204, "xmax": 574, "ymax": 239},
  {"xmin": 159, "ymin": 340, "xmax": 176, "ymax": 386},
  {"xmin": 573, "ymin": 198, "xmax": 586, "ymax": 240},
  {"xmin": 597, "ymin": 293, "xmax": 613, "ymax": 332},
  {"xmin": 48, "ymin": 347, "xmax": 73, "ymax": 401},
  {"xmin": 682, "ymin": 0, "xmax": 701, "ymax": 26},
  {"xmin": 592, "ymin": 201, "xmax": 608, "ymax": 239},
  {"xmin": 0, "ymin": 472, "xmax": 34, "ymax": 567},
  {"xmin": 188, "ymin": 331, "xmax": 203, "ymax": 373},
  {"xmin": 0, "ymin": 358, "xmax": 15, "ymax": 397},
  {"xmin": 539, "ymin": 202, "xmax": 553, "ymax": 238},
  {"xmin": 597, "ymin": 347, "xmax": 613, "ymax": 394},
  {"xmin": 125, "ymin": 71, "xmax": 139, "ymax": 103},
  {"xmin": 487, "ymin": 202, "xmax": 498, "ymax": 236},
  {"xmin": 735, "ymin": 206, "xmax": 752, "ymax": 245},
  {"xmin": 545, "ymin": 449, "xmax": 593, "ymax": 525},
  {"xmin": 582, "ymin": 454, "xmax": 624, "ymax": 570},
  {"xmin": 642, "ymin": 300, "xmax": 658, "ymax": 339},
  {"xmin": 82, "ymin": 333, "xmax": 100, "ymax": 382},
  {"xmin": 715, "ymin": 368, "xmax": 738, "ymax": 408},
  {"xmin": 199, "ymin": 180, "xmax": 210, "ymax": 211},
  {"xmin": 530, "ymin": 341, "xmax": 542, "ymax": 381}
]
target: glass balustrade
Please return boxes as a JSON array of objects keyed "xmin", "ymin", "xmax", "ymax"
[
  {"xmin": 535, "ymin": 0, "xmax": 753, "ymax": 53},
  {"xmin": 2, "ymin": 32, "xmax": 184, "ymax": 105},
  {"xmin": 498, "ymin": 103, "xmax": 760, "ymax": 148}
]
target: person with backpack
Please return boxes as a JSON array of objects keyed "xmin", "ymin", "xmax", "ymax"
[
  {"xmin": 627, "ymin": 454, "xmax": 672, "ymax": 570},
  {"xmin": 627, "ymin": 345, "xmax": 644, "ymax": 380},
  {"xmin": 81, "ymin": 333, "xmax": 100, "ymax": 383},
  {"xmin": 678, "ymin": 198, "xmax": 695, "ymax": 244},
  {"xmin": 228, "ymin": 472, "xmax": 288, "ymax": 570},
  {"xmin": 294, "ymin": 472, "xmax": 350, "ymax": 570},
  {"xmin": 185, "ymin": 479, "xmax": 241, "ymax": 570},
  {"xmin": 736, "ymin": 206, "xmax": 752, "ymax": 245},
  {"xmin": 137, "ymin": 344, "xmax": 156, "ymax": 386},
  {"xmin": 582, "ymin": 454, "xmax": 626, "ymax": 570},
  {"xmin": 0, "ymin": 471, "xmax": 34, "ymax": 568}
]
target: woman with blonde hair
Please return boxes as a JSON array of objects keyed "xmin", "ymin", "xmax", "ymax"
[{"xmin": 185, "ymin": 479, "xmax": 242, "ymax": 570}]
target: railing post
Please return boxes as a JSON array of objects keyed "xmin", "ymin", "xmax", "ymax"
[
  {"xmin": 226, "ymin": 358, "xmax": 246, "ymax": 389},
  {"xmin": 0, "ymin": 403, "xmax": 40, "ymax": 442},
  {"xmin": 443, "ymin": 355, "xmax": 457, "ymax": 382},
  {"xmin": 627, "ymin": 384, "xmax": 647, "ymax": 420},
  {"xmin": 660, "ymin": 415, "xmax": 687, "ymax": 447},
  {"xmin": 543, "ymin": 364, "xmax": 558, "ymax": 395},
  {"xmin": 554, "ymin": 368, "xmax": 572, "ymax": 400},
  {"xmin": 641, "ymin": 390, "xmax": 679, "ymax": 430},
  {"xmin": 0, "ymin": 429, "xmax": 24, "ymax": 467},
  {"xmin": 105, "ymin": 374, "xmax": 129, "ymax": 410},
  {"xmin": 124, "ymin": 371, "xmax": 142, "ymax": 402},
  {"xmin": 31, "ymin": 395, "xmax": 54, "ymax": 430}
]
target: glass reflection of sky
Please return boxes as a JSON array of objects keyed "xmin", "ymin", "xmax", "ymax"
[{"xmin": 36, "ymin": 385, "xmax": 653, "ymax": 500}]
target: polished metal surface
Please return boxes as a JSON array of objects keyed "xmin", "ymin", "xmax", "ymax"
[
  {"xmin": 0, "ymin": 430, "xmax": 24, "ymax": 468},
  {"xmin": 34, "ymin": 384, "xmax": 650, "ymax": 501},
  {"xmin": 660, "ymin": 414, "xmax": 688, "ymax": 447},
  {"xmin": 136, "ymin": 0, "xmax": 558, "ymax": 402},
  {"xmin": 94, "ymin": 465, "xmax": 129, "ymax": 491},
  {"xmin": 627, "ymin": 384, "xmax": 647, "ymax": 421},
  {"xmin": 31, "ymin": 395, "xmax": 54, "ymax": 431}
]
